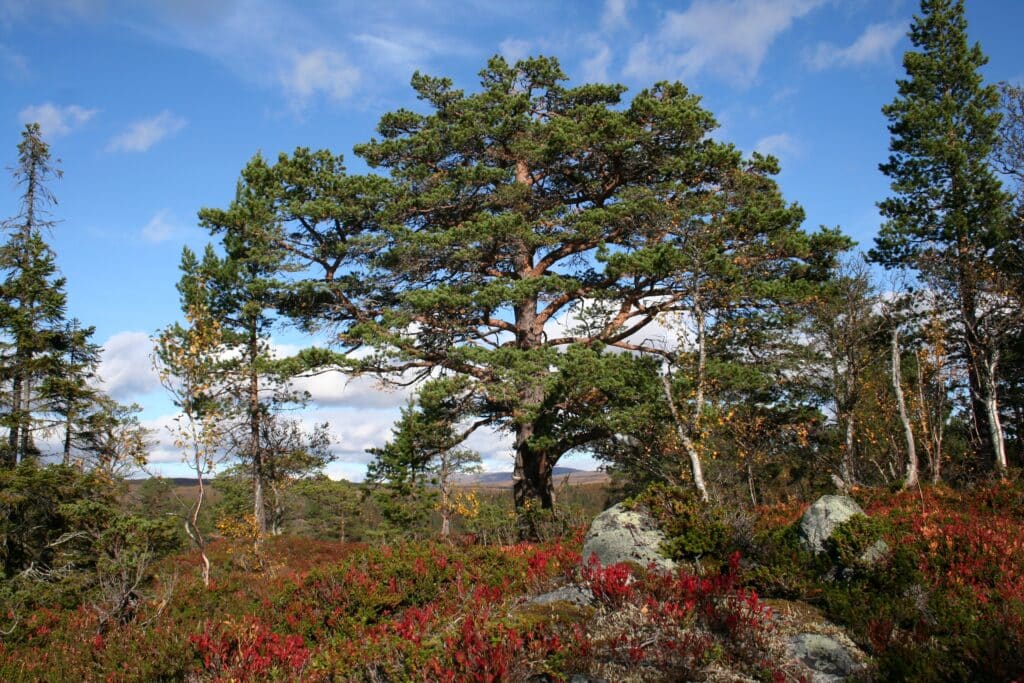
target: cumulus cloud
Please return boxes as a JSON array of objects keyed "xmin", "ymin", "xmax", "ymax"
[
  {"xmin": 127, "ymin": 2, "xmax": 370, "ymax": 110},
  {"xmin": 107, "ymin": 110, "xmax": 186, "ymax": 152},
  {"xmin": 98, "ymin": 331, "xmax": 161, "ymax": 400},
  {"xmin": 139, "ymin": 413, "xmax": 182, "ymax": 466},
  {"xmin": 624, "ymin": 0, "xmax": 825, "ymax": 86},
  {"xmin": 17, "ymin": 103, "xmax": 98, "ymax": 138},
  {"xmin": 291, "ymin": 370, "xmax": 415, "ymax": 410},
  {"xmin": 463, "ymin": 425, "xmax": 514, "ymax": 471},
  {"xmin": 806, "ymin": 21, "xmax": 905, "ymax": 71}
]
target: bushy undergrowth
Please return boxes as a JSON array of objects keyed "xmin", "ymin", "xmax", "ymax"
[
  {"xmin": 3, "ymin": 481, "xmax": 1022, "ymax": 681},
  {"xmin": 0, "ymin": 525, "xmax": 788, "ymax": 682},
  {"xmin": 677, "ymin": 481, "xmax": 1024, "ymax": 682}
]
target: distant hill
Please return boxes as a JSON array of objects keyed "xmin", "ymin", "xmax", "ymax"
[
  {"xmin": 455, "ymin": 467, "xmax": 608, "ymax": 489},
  {"xmin": 127, "ymin": 468, "xmax": 610, "ymax": 490},
  {"xmin": 126, "ymin": 477, "xmax": 205, "ymax": 487}
]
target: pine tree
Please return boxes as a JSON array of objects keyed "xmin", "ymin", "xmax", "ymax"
[
  {"xmin": 197, "ymin": 174, "xmax": 305, "ymax": 542},
  {"xmin": 366, "ymin": 382, "xmax": 480, "ymax": 540},
  {"xmin": 870, "ymin": 0, "xmax": 1015, "ymax": 470},
  {"xmin": 238, "ymin": 56, "xmax": 845, "ymax": 531}
]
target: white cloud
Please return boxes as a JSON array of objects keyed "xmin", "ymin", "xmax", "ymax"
[
  {"xmin": 624, "ymin": 0, "xmax": 825, "ymax": 86},
  {"xmin": 107, "ymin": 110, "xmax": 186, "ymax": 152},
  {"xmin": 1, "ymin": 43, "xmax": 29, "ymax": 79},
  {"xmin": 140, "ymin": 208, "xmax": 182, "ymax": 243},
  {"xmin": 580, "ymin": 42, "xmax": 613, "ymax": 83},
  {"xmin": 278, "ymin": 48, "xmax": 359, "ymax": 108},
  {"xmin": 99, "ymin": 331, "xmax": 161, "ymax": 400},
  {"xmin": 356, "ymin": 24, "xmax": 473, "ymax": 75},
  {"xmin": 291, "ymin": 370, "xmax": 415, "ymax": 410},
  {"xmin": 463, "ymin": 425, "xmax": 514, "ymax": 471},
  {"xmin": 754, "ymin": 132, "xmax": 801, "ymax": 160},
  {"xmin": 499, "ymin": 38, "xmax": 532, "ymax": 63},
  {"xmin": 601, "ymin": 0, "xmax": 631, "ymax": 32},
  {"xmin": 806, "ymin": 21, "xmax": 905, "ymax": 71},
  {"xmin": 17, "ymin": 102, "xmax": 97, "ymax": 138},
  {"xmin": 140, "ymin": 413, "xmax": 181, "ymax": 465}
]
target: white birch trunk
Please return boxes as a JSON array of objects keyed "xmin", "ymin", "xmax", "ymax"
[{"xmin": 891, "ymin": 325, "xmax": 918, "ymax": 488}]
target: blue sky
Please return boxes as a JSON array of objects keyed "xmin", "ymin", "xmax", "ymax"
[{"xmin": 0, "ymin": 0, "xmax": 1021, "ymax": 479}]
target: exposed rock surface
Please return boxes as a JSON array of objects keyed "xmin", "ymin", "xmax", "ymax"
[
  {"xmin": 798, "ymin": 495, "xmax": 886, "ymax": 562},
  {"xmin": 529, "ymin": 585, "xmax": 593, "ymax": 607},
  {"xmin": 799, "ymin": 495, "xmax": 865, "ymax": 554},
  {"xmin": 788, "ymin": 633, "xmax": 860, "ymax": 682},
  {"xmin": 767, "ymin": 599, "xmax": 869, "ymax": 682},
  {"xmin": 581, "ymin": 502, "xmax": 676, "ymax": 571}
]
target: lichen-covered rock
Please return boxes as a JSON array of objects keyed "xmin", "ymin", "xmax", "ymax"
[
  {"xmin": 582, "ymin": 503, "xmax": 676, "ymax": 572},
  {"xmin": 787, "ymin": 633, "xmax": 861, "ymax": 682},
  {"xmin": 530, "ymin": 585, "xmax": 594, "ymax": 607},
  {"xmin": 763, "ymin": 599, "xmax": 869, "ymax": 683},
  {"xmin": 798, "ymin": 495, "xmax": 865, "ymax": 554}
]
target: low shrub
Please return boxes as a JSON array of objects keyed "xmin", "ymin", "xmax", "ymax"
[{"xmin": 630, "ymin": 484, "xmax": 734, "ymax": 562}]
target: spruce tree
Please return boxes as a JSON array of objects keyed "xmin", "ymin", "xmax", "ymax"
[
  {"xmin": 870, "ymin": 0, "xmax": 1014, "ymax": 469},
  {"xmin": 0, "ymin": 124, "xmax": 70, "ymax": 466},
  {"xmin": 45, "ymin": 318, "xmax": 103, "ymax": 465}
]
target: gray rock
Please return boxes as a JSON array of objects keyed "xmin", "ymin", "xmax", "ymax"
[
  {"xmin": 530, "ymin": 585, "xmax": 594, "ymax": 607},
  {"xmin": 568, "ymin": 675, "xmax": 609, "ymax": 683},
  {"xmin": 799, "ymin": 495, "xmax": 890, "ymax": 567},
  {"xmin": 858, "ymin": 538, "xmax": 890, "ymax": 565},
  {"xmin": 582, "ymin": 503, "xmax": 676, "ymax": 572},
  {"xmin": 788, "ymin": 633, "xmax": 860, "ymax": 682},
  {"xmin": 798, "ymin": 495, "xmax": 865, "ymax": 554}
]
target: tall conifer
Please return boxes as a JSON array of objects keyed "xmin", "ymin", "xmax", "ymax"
[
  {"xmin": 871, "ymin": 0, "xmax": 1014, "ymax": 469},
  {"xmin": 0, "ymin": 124, "xmax": 69, "ymax": 466}
]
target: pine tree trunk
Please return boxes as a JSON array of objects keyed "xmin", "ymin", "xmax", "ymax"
[
  {"xmin": 62, "ymin": 412, "xmax": 72, "ymax": 466},
  {"xmin": 249, "ymin": 330, "xmax": 267, "ymax": 542},
  {"xmin": 513, "ymin": 420, "xmax": 555, "ymax": 509},
  {"xmin": 508, "ymin": 192, "xmax": 555, "ymax": 537},
  {"xmin": 513, "ymin": 403, "xmax": 555, "ymax": 541}
]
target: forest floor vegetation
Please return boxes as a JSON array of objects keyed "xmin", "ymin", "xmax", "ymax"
[{"xmin": 1, "ymin": 479, "xmax": 1023, "ymax": 681}]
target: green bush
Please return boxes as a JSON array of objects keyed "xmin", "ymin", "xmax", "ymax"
[
  {"xmin": 631, "ymin": 484, "xmax": 732, "ymax": 562},
  {"xmin": 825, "ymin": 513, "xmax": 888, "ymax": 571},
  {"xmin": 741, "ymin": 523, "xmax": 824, "ymax": 600}
]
